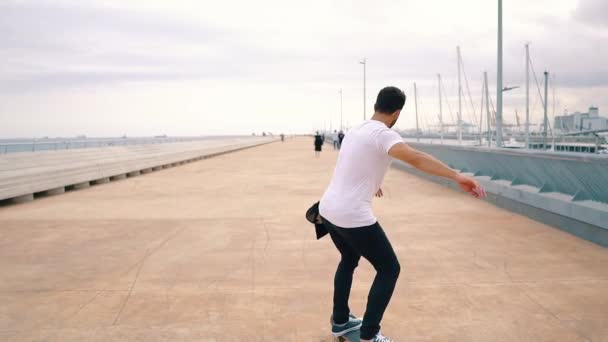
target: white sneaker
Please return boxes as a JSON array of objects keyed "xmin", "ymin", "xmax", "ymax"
[{"xmin": 371, "ymin": 332, "xmax": 394, "ymax": 342}]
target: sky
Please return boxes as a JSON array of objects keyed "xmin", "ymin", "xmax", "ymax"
[{"xmin": 1, "ymin": 0, "xmax": 607, "ymax": 137}]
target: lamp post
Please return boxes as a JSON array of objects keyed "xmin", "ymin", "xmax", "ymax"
[
  {"xmin": 339, "ymin": 89, "xmax": 343, "ymax": 131},
  {"xmin": 414, "ymin": 82, "xmax": 419, "ymax": 142},
  {"xmin": 438, "ymin": 74, "xmax": 444, "ymax": 144},
  {"xmin": 360, "ymin": 58, "xmax": 367, "ymax": 120},
  {"xmin": 496, "ymin": 0, "xmax": 504, "ymax": 147}
]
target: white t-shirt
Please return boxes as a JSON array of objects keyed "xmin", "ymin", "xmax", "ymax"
[{"xmin": 319, "ymin": 120, "xmax": 404, "ymax": 228}]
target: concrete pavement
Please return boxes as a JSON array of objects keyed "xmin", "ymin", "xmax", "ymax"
[{"xmin": 0, "ymin": 138, "xmax": 607, "ymax": 341}]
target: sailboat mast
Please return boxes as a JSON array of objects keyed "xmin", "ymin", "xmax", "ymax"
[
  {"xmin": 479, "ymin": 76, "xmax": 485, "ymax": 146},
  {"xmin": 552, "ymin": 73, "xmax": 556, "ymax": 151},
  {"xmin": 543, "ymin": 71, "xmax": 549, "ymax": 149},
  {"xmin": 525, "ymin": 43, "xmax": 530, "ymax": 149},
  {"xmin": 457, "ymin": 46, "xmax": 463, "ymax": 144},
  {"xmin": 485, "ymin": 71, "xmax": 491, "ymax": 147}
]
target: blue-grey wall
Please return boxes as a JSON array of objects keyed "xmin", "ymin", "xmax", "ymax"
[{"xmin": 408, "ymin": 143, "xmax": 608, "ymax": 204}]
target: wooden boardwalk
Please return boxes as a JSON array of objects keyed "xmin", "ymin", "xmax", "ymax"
[
  {"xmin": 0, "ymin": 137, "xmax": 274, "ymax": 202},
  {"xmin": 0, "ymin": 138, "xmax": 607, "ymax": 341}
]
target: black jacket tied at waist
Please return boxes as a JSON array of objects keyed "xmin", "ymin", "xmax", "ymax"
[{"xmin": 305, "ymin": 201, "xmax": 328, "ymax": 240}]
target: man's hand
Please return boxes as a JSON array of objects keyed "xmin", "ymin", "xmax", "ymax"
[
  {"xmin": 375, "ymin": 188, "xmax": 384, "ymax": 198},
  {"xmin": 455, "ymin": 174, "xmax": 487, "ymax": 198}
]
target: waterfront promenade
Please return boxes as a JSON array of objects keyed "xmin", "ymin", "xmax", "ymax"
[{"xmin": 1, "ymin": 138, "xmax": 607, "ymax": 341}]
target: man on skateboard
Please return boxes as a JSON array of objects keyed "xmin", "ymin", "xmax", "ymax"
[{"xmin": 319, "ymin": 86, "xmax": 486, "ymax": 342}]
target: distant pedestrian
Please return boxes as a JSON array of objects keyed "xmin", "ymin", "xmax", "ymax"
[
  {"xmin": 314, "ymin": 132, "xmax": 323, "ymax": 157},
  {"xmin": 338, "ymin": 130, "xmax": 345, "ymax": 149},
  {"xmin": 333, "ymin": 130, "xmax": 339, "ymax": 150},
  {"xmin": 281, "ymin": 133, "xmax": 285, "ymax": 142}
]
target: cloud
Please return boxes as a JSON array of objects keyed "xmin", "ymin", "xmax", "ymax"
[
  {"xmin": 573, "ymin": 0, "xmax": 608, "ymax": 28},
  {"xmin": 0, "ymin": 0, "xmax": 607, "ymax": 136},
  {"xmin": 0, "ymin": 2, "xmax": 227, "ymax": 47},
  {"xmin": 0, "ymin": 1, "xmax": 254, "ymax": 91},
  {"xmin": 554, "ymin": 71, "xmax": 608, "ymax": 88},
  {"xmin": 4, "ymin": 0, "xmax": 603, "ymax": 91}
]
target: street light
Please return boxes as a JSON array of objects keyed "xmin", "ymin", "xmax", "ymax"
[
  {"xmin": 360, "ymin": 58, "xmax": 367, "ymax": 120},
  {"xmin": 339, "ymin": 89, "xmax": 343, "ymax": 131},
  {"xmin": 497, "ymin": 0, "xmax": 503, "ymax": 147}
]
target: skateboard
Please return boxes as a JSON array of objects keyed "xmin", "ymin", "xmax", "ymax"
[{"xmin": 334, "ymin": 329, "xmax": 360, "ymax": 342}]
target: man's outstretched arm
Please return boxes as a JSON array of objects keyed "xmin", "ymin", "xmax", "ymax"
[{"xmin": 388, "ymin": 142, "xmax": 486, "ymax": 198}]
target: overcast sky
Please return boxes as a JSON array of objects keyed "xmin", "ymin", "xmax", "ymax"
[{"xmin": 1, "ymin": 0, "xmax": 607, "ymax": 137}]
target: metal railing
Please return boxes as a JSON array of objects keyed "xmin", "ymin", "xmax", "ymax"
[{"xmin": 0, "ymin": 136, "xmax": 250, "ymax": 154}]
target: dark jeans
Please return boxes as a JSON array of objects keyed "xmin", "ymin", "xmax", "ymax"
[{"xmin": 323, "ymin": 218, "xmax": 401, "ymax": 340}]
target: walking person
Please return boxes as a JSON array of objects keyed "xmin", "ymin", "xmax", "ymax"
[
  {"xmin": 333, "ymin": 130, "xmax": 339, "ymax": 150},
  {"xmin": 338, "ymin": 130, "xmax": 345, "ymax": 149},
  {"xmin": 319, "ymin": 86, "xmax": 486, "ymax": 341},
  {"xmin": 314, "ymin": 131, "xmax": 323, "ymax": 157}
]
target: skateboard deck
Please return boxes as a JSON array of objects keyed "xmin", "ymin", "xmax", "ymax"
[{"xmin": 334, "ymin": 329, "xmax": 360, "ymax": 342}]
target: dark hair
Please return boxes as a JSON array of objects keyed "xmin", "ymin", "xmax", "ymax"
[{"xmin": 374, "ymin": 86, "xmax": 406, "ymax": 114}]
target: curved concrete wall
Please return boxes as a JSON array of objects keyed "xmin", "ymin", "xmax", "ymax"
[
  {"xmin": 407, "ymin": 143, "xmax": 608, "ymax": 204},
  {"xmin": 0, "ymin": 137, "xmax": 276, "ymax": 202},
  {"xmin": 396, "ymin": 143, "xmax": 608, "ymax": 246}
]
